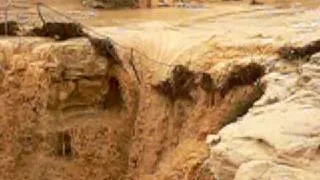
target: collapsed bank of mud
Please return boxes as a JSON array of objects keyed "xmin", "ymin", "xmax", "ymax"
[{"xmin": 0, "ymin": 34, "xmax": 266, "ymax": 179}]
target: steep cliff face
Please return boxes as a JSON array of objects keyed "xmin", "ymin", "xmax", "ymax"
[
  {"xmin": 0, "ymin": 38, "xmax": 138, "ymax": 180},
  {"xmin": 0, "ymin": 37, "xmax": 265, "ymax": 180},
  {"xmin": 128, "ymin": 60, "xmax": 264, "ymax": 179},
  {"xmin": 1, "ymin": 36, "xmax": 318, "ymax": 180}
]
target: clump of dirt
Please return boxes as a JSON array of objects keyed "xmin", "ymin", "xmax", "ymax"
[
  {"xmin": 153, "ymin": 65, "xmax": 216, "ymax": 102},
  {"xmin": 154, "ymin": 62, "xmax": 265, "ymax": 100},
  {"xmin": 153, "ymin": 65, "xmax": 198, "ymax": 101},
  {"xmin": 0, "ymin": 21, "xmax": 20, "ymax": 35},
  {"xmin": 1, "ymin": 20, "xmax": 87, "ymax": 40},
  {"xmin": 88, "ymin": 36, "xmax": 122, "ymax": 65},
  {"xmin": 30, "ymin": 22, "xmax": 86, "ymax": 40},
  {"xmin": 218, "ymin": 62, "xmax": 265, "ymax": 97},
  {"xmin": 277, "ymin": 39, "xmax": 320, "ymax": 60}
]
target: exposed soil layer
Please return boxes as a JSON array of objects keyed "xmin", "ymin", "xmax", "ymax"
[
  {"xmin": 129, "ymin": 61, "xmax": 265, "ymax": 179},
  {"xmin": 30, "ymin": 22, "xmax": 86, "ymax": 40},
  {"xmin": 152, "ymin": 65, "xmax": 199, "ymax": 101},
  {"xmin": 0, "ymin": 21, "xmax": 86, "ymax": 40},
  {"xmin": 0, "ymin": 39, "xmax": 138, "ymax": 180},
  {"xmin": 153, "ymin": 63, "xmax": 264, "ymax": 101},
  {"xmin": 88, "ymin": 36, "xmax": 122, "ymax": 65},
  {"xmin": 218, "ymin": 62, "xmax": 265, "ymax": 97},
  {"xmin": 0, "ymin": 21, "xmax": 20, "ymax": 35},
  {"xmin": 278, "ymin": 39, "xmax": 320, "ymax": 60},
  {"xmin": 0, "ymin": 38, "xmax": 265, "ymax": 179}
]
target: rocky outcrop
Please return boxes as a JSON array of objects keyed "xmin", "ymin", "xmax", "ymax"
[{"xmin": 206, "ymin": 55, "xmax": 320, "ymax": 179}]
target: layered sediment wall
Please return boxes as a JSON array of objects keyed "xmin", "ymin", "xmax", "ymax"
[{"xmin": 0, "ymin": 36, "xmax": 265, "ymax": 179}]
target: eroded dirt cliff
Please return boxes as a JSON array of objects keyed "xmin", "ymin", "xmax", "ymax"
[
  {"xmin": 1, "ymin": 0, "xmax": 320, "ymax": 179},
  {"xmin": 0, "ymin": 38, "xmax": 138, "ymax": 179},
  {"xmin": 0, "ymin": 37, "xmax": 265, "ymax": 180}
]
